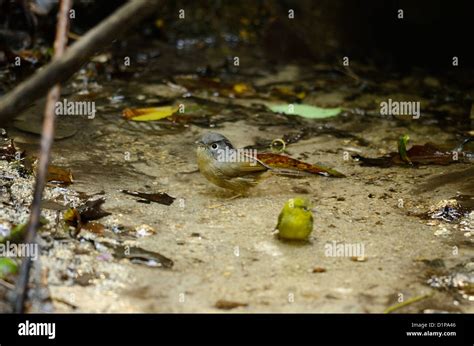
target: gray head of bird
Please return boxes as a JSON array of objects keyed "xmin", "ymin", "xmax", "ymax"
[{"xmin": 196, "ymin": 132, "xmax": 236, "ymax": 160}]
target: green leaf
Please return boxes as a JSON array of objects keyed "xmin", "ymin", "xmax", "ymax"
[
  {"xmin": 0, "ymin": 223, "xmax": 25, "ymax": 244},
  {"xmin": 398, "ymin": 134, "xmax": 412, "ymax": 164},
  {"xmin": 269, "ymin": 104, "xmax": 341, "ymax": 119},
  {"xmin": 1, "ymin": 218, "xmax": 48, "ymax": 244},
  {"xmin": 0, "ymin": 258, "xmax": 18, "ymax": 279}
]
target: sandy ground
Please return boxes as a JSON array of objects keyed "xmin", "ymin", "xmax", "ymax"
[{"xmin": 3, "ymin": 93, "xmax": 472, "ymax": 313}]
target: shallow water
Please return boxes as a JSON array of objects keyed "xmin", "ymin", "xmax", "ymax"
[{"xmin": 2, "ymin": 34, "xmax": 473, "ymax": 313}]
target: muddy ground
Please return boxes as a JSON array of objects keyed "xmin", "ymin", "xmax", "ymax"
[{"xmin": 1, "ymin": 40, "xmax": 473, "ymax": 313}]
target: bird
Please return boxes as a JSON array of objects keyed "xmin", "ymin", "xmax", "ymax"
[
  {"xmin": 196, "ymin": 132, "xmax": 345, "ymax": 195},
  {"xmin": 196, "ymin": 132, "xmax": 269, "ymax": 194},
  {"xmin": 275, "ymin": 197, "xmax": 314, "ymax": 241}
]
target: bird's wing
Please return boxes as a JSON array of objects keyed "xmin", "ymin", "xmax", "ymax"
[
  {"xmin": 217, "ymin": 151, "xmax": 268, "ymax": 178},
  {"xmin": 219, "ymin": 161, "xmax": 268, "ymax": 177}
]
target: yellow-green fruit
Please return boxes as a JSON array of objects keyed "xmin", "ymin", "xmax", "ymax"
[{"xmin": 275, "ymin": 198, "xmax": 313, "ymax": 240}]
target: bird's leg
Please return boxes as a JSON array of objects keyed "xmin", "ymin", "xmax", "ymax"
[{"xmin": 225, "ymin": 193, "xmax": 244, "ymax": 201}]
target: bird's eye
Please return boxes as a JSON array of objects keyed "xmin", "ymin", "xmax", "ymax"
[{"xmin": 211, "ymin": 143, "xmax": 218, "ymax": 150}]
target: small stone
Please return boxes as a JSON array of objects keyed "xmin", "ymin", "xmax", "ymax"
[
  {"xmin": 350, "ymin": 256, "xmax": 367, "ymax": 262},
  {"xmin": 135, "ymin": 224, "xmax": 155, "ymax": 237},
  {"xmin": 312, "ymin": 267, "xmax": 327, "ymax": 273},
  {"xmin": 434, "ymin": 227, "xmax": 451, "ymax": 237},
  {"xmin": 292, "ymin": 186, "xmax": 310, "ymax": 194}
]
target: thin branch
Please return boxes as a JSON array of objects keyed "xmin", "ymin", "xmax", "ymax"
[
  {"xmin": 13, "ymin": 0, "xmax": 72, "ymax": 314},
  {"xmin": 0, "ymin": 279, "xmax": 15, "ymax": 290},
  {"xmin": 0, "ymin": 0, "xmax": 159, "ymax": 123},
  {"xmin": 383, "ymin": 293, "xmax": 433, "ymax": 314}
]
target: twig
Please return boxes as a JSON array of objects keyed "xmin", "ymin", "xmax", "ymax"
[
  {"xmin": 384, "ymin": 293, "xmax": 433, "ymax": 314},
  {"xmin": 13, "ymin": 0, "xmax": 72, "ymax": 314},
  {"xmin": 51, "ymin": 296, "xmax": 78, "ymax": 310},
  {"xmin": 340, "ymin": 65, "xmax": 362, "ymax": 83},
  {"xmin": 0, "ymin": 279, "xmax": 15, "ymax": 290},
  {"xmin": 0, "ymin": 0, "xmax": 159, "ymax": 123}
]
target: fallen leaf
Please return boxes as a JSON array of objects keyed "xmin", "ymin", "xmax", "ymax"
[
  {"xmin": 0, "ymin": 258, "xmax": 18, "ymax": 279},
  {"xmin": 215, "ymin": 299, "xmax": 248, "ymax": 310},
  {"xmin": 64, "ymin": 198, "xmax": 111, "ymax": 233},
  {"xmin": 0, "ymin": 224, "xmax": 25, "ymax": 244},
  {"xmin": 312, "ymin": 267, "xmax": 327, "ymax": 273},
  {"xmin": 233, "ymin": 82, "xmax": 253, "ymax": 95},
  {"xmin": 47, "ymin": 165, "xmax": 74, "ymax": 185},
  {"xmin": 112, "ymin": 245, "xmax": 174, "ymax": 268},
  {"xmin": 64, "ymin": 207, "xmax": 81, "ymax": 226},
  {"xmin": 0, "ymin": 139, "xmax": 22, "ymax": 162},
  {"xmin": 270, "ymin": 86, "xmax": 306, "ymax": 101},
  {"xmin": 0, "ymin": 219, "xmax": 46, "ymax": 244},
  {"xmin": 121, "ymin": 190, "xmax": 175, "ymax": 205},
  {"xmin": 82, "ymin": 222, "xmax": 105, "ymax": 235},
  {"xmin": 269, "ymin": 104, "xmax": 341, "ymax": 119},
  {"xmin": 77, "ymin": 198, "xmax": 111, "ymax": 222},
  {"xmin": 257, "ymin": 152, "xmax": 345, "ymax": 177},
  {"xmin": 122, "ymin": 106, "xmax": 178, "ymax": 121},
  {"xmin": 355, "ymin": 142, "xmax": 473, "ymax": 167},
  {"xmin": 15, "ymin": 49, "xmax": 49, "ymax": 65}
]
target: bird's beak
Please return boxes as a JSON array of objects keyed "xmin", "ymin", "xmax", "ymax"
[{"xmin": 195, "ymin": 140, "xmax": 204, "ymax": 147}]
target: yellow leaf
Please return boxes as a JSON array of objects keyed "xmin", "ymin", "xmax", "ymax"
[
  {"xmin": 240, "ymin": 18, "xmax": 250, "ymax": 26},
  {"xmin": 155, "ymin": 19, "xmax": 164, "ymax": 28},
  {"xmin": 47, "ymin": 165, "xmax": 74, "ymax": 184},
  {"xmin": 296, "ymin": 91, "xmax": 306, "ymax": 100},
  {"xmin": 233, "ymin": 83, "xmax": 250, "ymax": 95},
  {"xmin": 122, "ymin": 106, "xmax": 178, "ymax": 121},
  {"xmin": 239, "ymin": 29, "xmax": 250, "ymax": 41}
]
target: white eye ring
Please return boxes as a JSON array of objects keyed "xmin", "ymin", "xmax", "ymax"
[{"xmin": 211, "ymin": 143, "xmax": 218, "ymax": 150}]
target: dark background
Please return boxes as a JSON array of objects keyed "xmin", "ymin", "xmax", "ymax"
[{"xmin": 1, "ymin": 0, "xmax": 473, "ymax": 71}]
